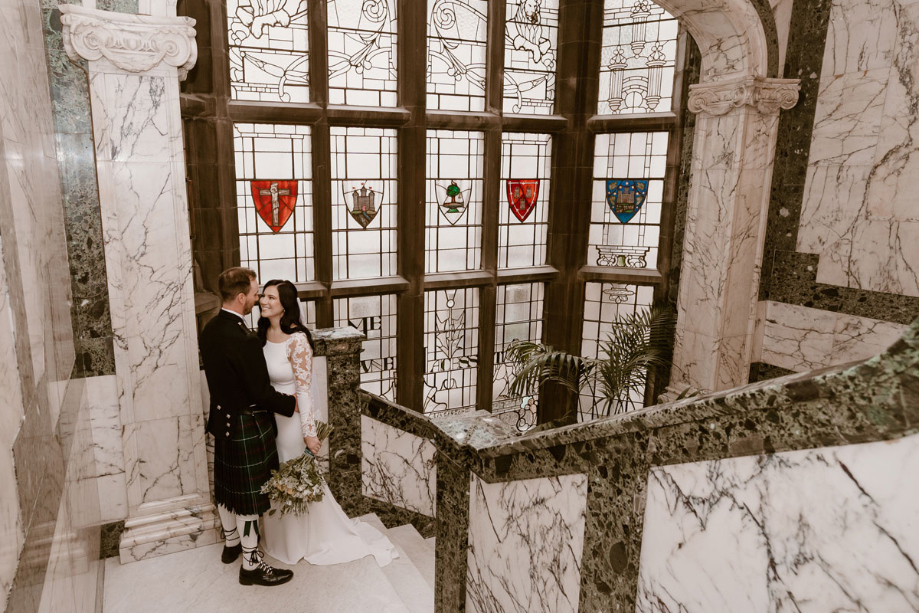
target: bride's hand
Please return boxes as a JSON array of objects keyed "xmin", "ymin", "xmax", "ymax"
[{"xmin": 304, "ymin": 435, "xmax": 320, "ymax": 455}]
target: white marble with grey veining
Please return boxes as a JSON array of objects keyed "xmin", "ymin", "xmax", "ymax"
[
  {"xmin": 361, "ymin": 416, "xmax": 437, "ymax": 517},
  {"xmin": 636, "ymin": 434, "xmax": 919, "ymax": 612},
  {"xmin": 465, "ymin": 473, "xmax": 588, "ymax": 613},
  {"xmin": 757, "ymin": 301, "xmax": 908, "ymax": 372},
  {"xmin": 798, "ymin": 0, "xmax": 919, "ymax": 298}
]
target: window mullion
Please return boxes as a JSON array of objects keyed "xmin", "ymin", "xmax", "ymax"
[{"xmin": 307, "ymin": 0, "xmax": 329, "ymax": 106}]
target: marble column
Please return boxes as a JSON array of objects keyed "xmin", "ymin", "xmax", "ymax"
[
  {"xmin": 59, "ymin": 4, "xmax": 218, "ymax": 563},
  {"xmin": 670, "ymin": 76, "xmax": 800, "ymax": 393}
]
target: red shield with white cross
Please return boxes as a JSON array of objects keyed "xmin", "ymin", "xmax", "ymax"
[
  {"xmin": 250, "ymin": 180, "xmax": 297, "ymax": 233},
  {"xmin": 506, "ymin": 179, "xmax": 540, "ymax": 222}
]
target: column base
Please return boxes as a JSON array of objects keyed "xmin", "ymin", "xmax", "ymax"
[{"xmin": 119, "ymin": 503, "xmax": 220, "ymax": 564}]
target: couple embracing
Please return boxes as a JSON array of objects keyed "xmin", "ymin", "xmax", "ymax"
[{"xmin": 200, "ymin": 267, "xmax": 397, "ymax": 587}]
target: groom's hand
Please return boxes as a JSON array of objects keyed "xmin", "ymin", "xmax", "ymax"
[{"xmin": 304, "ymin": 436, "xmax": 320, "ymax": 455}]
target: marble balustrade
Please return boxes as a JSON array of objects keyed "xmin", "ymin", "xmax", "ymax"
[{"xmin": 362, "ymin": 317, "xmax": 919, "ymax": 612}]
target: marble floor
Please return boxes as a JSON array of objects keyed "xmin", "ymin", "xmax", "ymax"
[{"xmin": 102, "ymin": 515, "xmax": 435, "ymax": 613}]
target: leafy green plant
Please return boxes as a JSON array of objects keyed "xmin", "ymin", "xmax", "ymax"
[{"xmin": 506, "ymin": 302, "xmax": 679, "ymax": 419}]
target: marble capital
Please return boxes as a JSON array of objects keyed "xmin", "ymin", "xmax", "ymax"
[
  {"xmin": 688, "ymin": 76, "xmax": 801, "ymax": 116},
  {"xmin": 59, "ymin": 4, "xmax": 196, "ymax": 79}
]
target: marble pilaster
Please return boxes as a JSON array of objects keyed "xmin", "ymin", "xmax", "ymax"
[
  {"xmin": 59, "ymin": 4, "xmax": 217, "ymax": 563},
  {"xmin": 671, "ymin": 75, "xmax": 800, "ymax": 393}
]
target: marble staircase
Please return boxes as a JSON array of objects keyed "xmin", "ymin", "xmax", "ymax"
[{"xmin": 101, "ymin": 514, "xmax": 435, "ymax": 613}]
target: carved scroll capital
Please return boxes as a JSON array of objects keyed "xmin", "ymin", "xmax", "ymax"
[
  {"xmin": 60, "ymin": 4, "xmax": 197, "ymax": 79},
  {"xmin": 688, "ymin": 76, "xmax": 800, "ymax": 117}
]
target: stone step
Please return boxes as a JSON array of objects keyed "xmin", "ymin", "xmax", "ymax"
[
  {"xmin": 387, "ymin": 525, "xmax": 435, "ymax": 591},
  {"xmin": 358, "ymin": 515, "xmax": 434, "ymax": 613}
]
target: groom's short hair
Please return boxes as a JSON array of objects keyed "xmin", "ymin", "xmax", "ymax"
[{"xmin": 218, "ymin": 267, "xmax": 256, "ymax": 302}]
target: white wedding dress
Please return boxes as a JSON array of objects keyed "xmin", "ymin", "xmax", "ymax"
[{"xmin": 261, "ymin": 332, "xmax": 397, "ymax": 567}]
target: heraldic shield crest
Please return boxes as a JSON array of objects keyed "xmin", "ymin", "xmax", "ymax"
[
  {"xmin": 506, "ymin": 179, "xmax": 540, "ymax": 222},
  {"xmin": 250, "ymin": 180, "xmax": 297, "ymax": 233},
  {"xmin": 605, "ymin": 179, "xmax": 649, "ymax": 224},
  {"xmin": 345, "ymin": 181, "xmax": 382, "ymax": 229},
  {"xmin": 436, "ymin": 180, "xmax": 471, "ymax": 226}
]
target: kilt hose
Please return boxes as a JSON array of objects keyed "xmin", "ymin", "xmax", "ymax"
[{"xmin": 213, "ymin": 411, "xmax": 279, "ymax": 517}]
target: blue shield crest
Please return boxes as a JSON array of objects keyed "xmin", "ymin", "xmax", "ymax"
[{"xmin": 605, "ymin": 180, "xmax": 649, "ymax": 223}]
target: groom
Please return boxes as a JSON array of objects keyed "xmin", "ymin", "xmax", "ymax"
[{"xmin": 200, "ymin": 267, "xmax": 296, "ymax": 586}]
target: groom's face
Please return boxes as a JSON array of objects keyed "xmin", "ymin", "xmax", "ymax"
[{"xmin": 242, "ymin": 278, "xmax": 259, "ymax": 315}]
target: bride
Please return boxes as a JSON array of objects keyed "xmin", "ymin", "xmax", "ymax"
[{"xmin": 256, "ymin": 279, "xmax": 397, "ymax": 567}]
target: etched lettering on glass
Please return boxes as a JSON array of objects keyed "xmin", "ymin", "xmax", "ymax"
[
  {"xmin": 334, "ymin": 294, "xmax": 398, "ymax": 401},
  {"xmin": 423, "ymin": 288, "xmax": 479, "ymax": 413}
]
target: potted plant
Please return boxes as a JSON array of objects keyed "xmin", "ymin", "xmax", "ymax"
[{"xmin": 505, "ymin": 302, "xmax": 683, "ymax": 425}]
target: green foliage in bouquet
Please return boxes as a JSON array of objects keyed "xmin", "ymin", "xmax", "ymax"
[{"xmin": 261, "ymin": 421, "xmax": 333, "ymax": 516}]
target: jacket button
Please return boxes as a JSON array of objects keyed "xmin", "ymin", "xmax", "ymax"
[{"xmin": 225, "ymin": 432, "xmax": 230, "ymax": 437}]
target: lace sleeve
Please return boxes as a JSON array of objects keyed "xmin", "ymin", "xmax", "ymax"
[{"xmin": 287, "ymin": 333, "xmax": 317, "ymax": 438}]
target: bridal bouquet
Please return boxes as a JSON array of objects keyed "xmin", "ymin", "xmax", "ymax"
[{"xmin": 261, "ymin": 421, "xmax": 333, "ymax": 517}]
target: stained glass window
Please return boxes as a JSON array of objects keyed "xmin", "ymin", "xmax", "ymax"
[
  {"xmin": 504, "ymin": 0, "xmax": 559, "ymax": 115},
  {"xmin": 493, "ymin": 283, "xmax": 544, "ymax": 402},
  {"xmin": 588, "ymin": 132, "xmax": 667, "ymax": 270},
  {"xmin": 334, "ymin": 294, "xmax": 397, "ymax": 401},
  {"xmin": 426, "ymin": 0, "xmax": 488, "ymax": 112},
  {"xmin": 579, "ymin": 282, "xmax": 653, "ymax": 419},
  {"xmin": 327, "ymin": 0, "xmax": 398, "ymax": 107},
  {"xmin": 227, "ymin": 0, "xmax": 310, "ymax": 102},
  {"xmin": 425, "ymin": 130, "xmax": 485, "ymax": 273},
  {"xmin": 599, "ymin": 0, "xmax": 678, "ymax": 114},
  {"xmin": 234, "ymin": 123, "xmax": 314, "ymax": 282},
  {"xmin": 499, "ymin": 133, "xmax": 552, "ymax": 268},
  {"xmin": 423, "ymin": 287, "xmax": 479, "ymax": 413},
  {"xmin": 330, "ymin": 127, "xmax": 398, "ymax": 280}
]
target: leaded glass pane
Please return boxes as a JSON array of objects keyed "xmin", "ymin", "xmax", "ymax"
[
  {"xmin": 599, "ymin": 0, "xmax": 678, "ymax": 115},
  {"xmin": 493, "ymin": 281, "xmax": 544, "ymax": 402},
  {"xmin": 334, "ymin": 294, "xmax": 397, "ymax": 401},
  {"xmin": 227, "ymin": 0, "xmax": 310, "ymax": 102},
  {"xmin": 588, "ymin": 132, "xmax": 668, "ymax": 271},
  {"xmin": 328, "ymin": 0, "xmax": 398, "ymax": 107},
  {"xmin": 426, "ymin": 0, "xmax": 488, "ymax": 112},
  {"xmin": 579, "ymin": 282, "xmax": 653, "ymax": 420},
  {"xmin": 425, "ymin": 130, "xmax": 485, "ymax": 273},
  {"xmin": 423, "ymin": 287, "xmax": 479, "ymax": 413},
  {"xmin": 234, "ymin": 123, "xmax": 314, "ymax": 282},
  {"xmin": 503, "ymin": 0, "xmax": 559, "ymax": 115},
  {"xmin": 330, "ymin": 127, "xmax": 398, "ymax": 280},
  {"xmin": 499, "ymin": 133, "xmax": 552, "ymax": 268}
]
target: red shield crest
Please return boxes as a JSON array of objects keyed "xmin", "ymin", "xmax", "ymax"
[
  {"xmin": 506, "ymin": 179, "xmax": 540, "ymax": 222},
  {"xmin": 250, "ymin": 180, "xmax": 297, "ymax": 233}
]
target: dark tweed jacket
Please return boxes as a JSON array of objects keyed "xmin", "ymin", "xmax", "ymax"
[{"xmin": 200, "ymin": 309, "xmax": 296, "ymax": 439}]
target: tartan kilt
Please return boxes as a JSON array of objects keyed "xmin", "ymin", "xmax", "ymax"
[{"xmin": 213, "ymin": 411, "xmax": 279, "ymax": 516}]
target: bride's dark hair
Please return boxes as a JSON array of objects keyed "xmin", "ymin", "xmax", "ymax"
[{"xmin": 256, "ymin": 279, "xmax": 314, "ymax": 350}]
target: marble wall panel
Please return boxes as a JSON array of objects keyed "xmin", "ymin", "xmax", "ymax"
[
  {"xmin": 758, "ymin": 300, "xmax": 908, "ymax": 372},
  {"xmin": 636, "ymin": 434, "xmax": 919, "ymax": 612},
  {"xmin": 795, "ymin": 0, "xmax": 919, "ymax": 299},
  {"xmin": 361, "ymin": 416, "xmax": 437, "ymax": 517},
  {"xmin": 465, "ymin": 473, "xmax": 588, "ymax": 613}
]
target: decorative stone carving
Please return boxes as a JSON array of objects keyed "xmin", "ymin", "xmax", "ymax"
[
  {"xmin": 60, "ymin": 4, "xmax": 196, "ymax": 79},
  {"xmin": 688, "ymin": 75, "xmax": 800, "ymax": 116}
]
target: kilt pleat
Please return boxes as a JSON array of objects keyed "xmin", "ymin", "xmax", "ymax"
[{"xmin": 213, "ymin": 412, "xmax": 279, "ymax": 516}]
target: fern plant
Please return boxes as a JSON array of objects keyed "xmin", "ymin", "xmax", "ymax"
[{"xmin": 505, "ymin": 303, "xmax": 678, "ymax": 419}]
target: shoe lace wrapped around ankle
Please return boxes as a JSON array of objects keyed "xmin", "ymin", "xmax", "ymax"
[{"xmin": 245, "ymin": 549, "xmax": 275, "ymax": 574}]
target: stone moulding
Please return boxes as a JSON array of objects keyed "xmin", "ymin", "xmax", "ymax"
[
  {"xmin": 688, "ymin": 75, "xmax": 801, "ymax": 116},
  {"xmin": 59, "ymin": 4, "xmax": 197, "ymax": 79}
]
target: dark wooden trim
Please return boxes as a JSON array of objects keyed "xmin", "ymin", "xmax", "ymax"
[
  {"xmin": 327, "ymin": 106, "xmax": 412, "ymax": 127},
  {"xmin": 502, "ymin": 114, "xmax": 570, "ymax": 133},
  {"xmin": 329, "ymin": 276, "xmax": 411, "ymax": 297},
  {"xmin": 228, "ymin": 100, "xmax": 324, "ymax": 124},
  {"xmin": 587, "ymin": 112, "xmax": 678, "ymax": 132},
  {"xmin": 423, "ymin": 270, "xmax": 495, "ymax": 289},
  {"xmin": 577, "ymin": 266, "xmax": 664, "ymax": 284},
  {"xmin": 496, "ymin": 266, "xmax": 560, "ymax": 284},
  {"xmin": 426, "ymin": 111, "xmax": 501, "ymax": 131}
]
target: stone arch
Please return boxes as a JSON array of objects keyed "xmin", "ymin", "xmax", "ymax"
[{"xmin": 653, "ymin": 0, "xmax": 779, "ymax": 80}]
